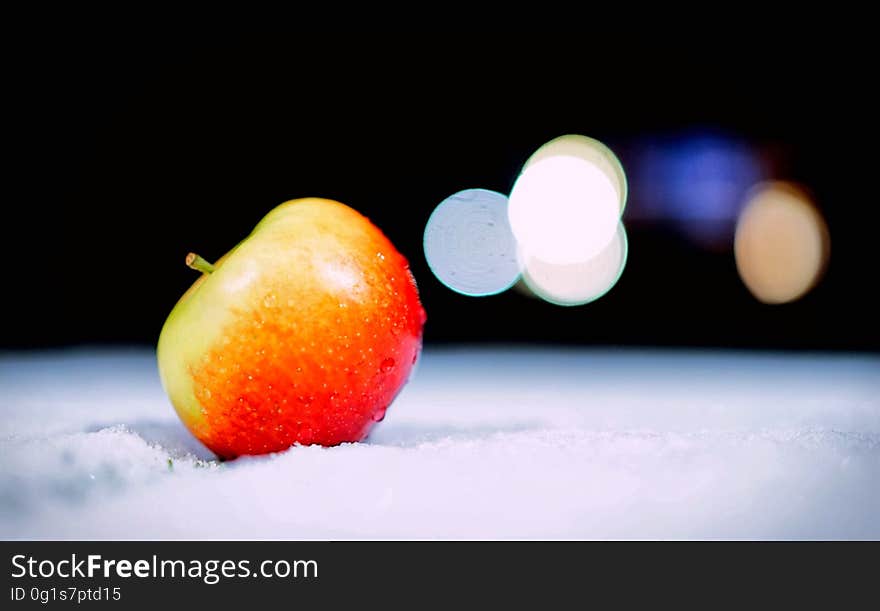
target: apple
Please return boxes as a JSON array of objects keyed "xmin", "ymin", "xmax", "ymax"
[{"xmin": 157, "ymin": 198, "xmax": 426, "ymax": 458}]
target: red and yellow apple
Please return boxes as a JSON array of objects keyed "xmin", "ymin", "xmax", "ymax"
[{"xmin": 157, "ymin": 198, "xmax": 426, "ymax": 458}]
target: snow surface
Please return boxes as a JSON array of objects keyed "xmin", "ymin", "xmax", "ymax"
[{"xmin": 1, "ymin": 347, "xmax": 878, "ymax": 539}]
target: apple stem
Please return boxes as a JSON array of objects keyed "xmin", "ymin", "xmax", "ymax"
[{"xmin": 186, "ymin": 252, "xmax": 215, "ymax": 274}]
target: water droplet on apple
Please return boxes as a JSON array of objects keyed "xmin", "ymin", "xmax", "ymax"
[
  {"xmin": 372, "ymin": 406, "xmax": 388, "ymax": 422},
  {"xmin": 380, "ymin": 358, "xmax": 395, "ymax": 373},
  {"xmin": 263, "ymin": 293, "xmax": 277, "ymax": 308}
]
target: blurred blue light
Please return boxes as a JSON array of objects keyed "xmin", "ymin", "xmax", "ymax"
[{"xmin": 628, "ymin": 132, "xmax": 768, "ymax": 247}]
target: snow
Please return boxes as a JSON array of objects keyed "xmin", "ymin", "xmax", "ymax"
[{"xmin": 1, "ymin": 347, "xmax": 879, "ymax": 539}]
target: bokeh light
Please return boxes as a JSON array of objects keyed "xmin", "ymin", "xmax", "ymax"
[
  {"xmin": 511, "ymin": 277, "xmax": 541, "ymax": 299},
  {"xmin": 734, "ymin": 181, "xmax": 830, "ymax": 304},
  {"xmin": 423, "ymin": 188, "xmax": 521, "ymax": 296},
  {"xmin": 627, "ymin": 133, "xmax": 767, "ymax": 249},
  {"xmin": 509, "ymin": 154, "xmax": 621, "ymax": 265},
  {"xmin": 522, "ymin": 134, "xmax": 627, "ymax": 213},
  {"xmin": 520, "ymin": 222, "xmax": 628, "ymax": 306},
  {"xmin": 423, "ymin": 135, "xmax": 630, "ymax": 307}
]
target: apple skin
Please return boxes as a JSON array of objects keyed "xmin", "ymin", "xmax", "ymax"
[{"xmin": 157, "ymin": 198, "xmax": 426, "ymax": 458}]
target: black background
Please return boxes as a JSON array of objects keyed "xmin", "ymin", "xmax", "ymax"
[{"xmin": 7, "ymin": 30, "xmax": 878, "ymax": 351}]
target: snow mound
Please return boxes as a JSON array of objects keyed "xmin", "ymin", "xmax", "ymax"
[{"xmin": 1, "ymin": 347, "xmax": 878, "ymax": 539}]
